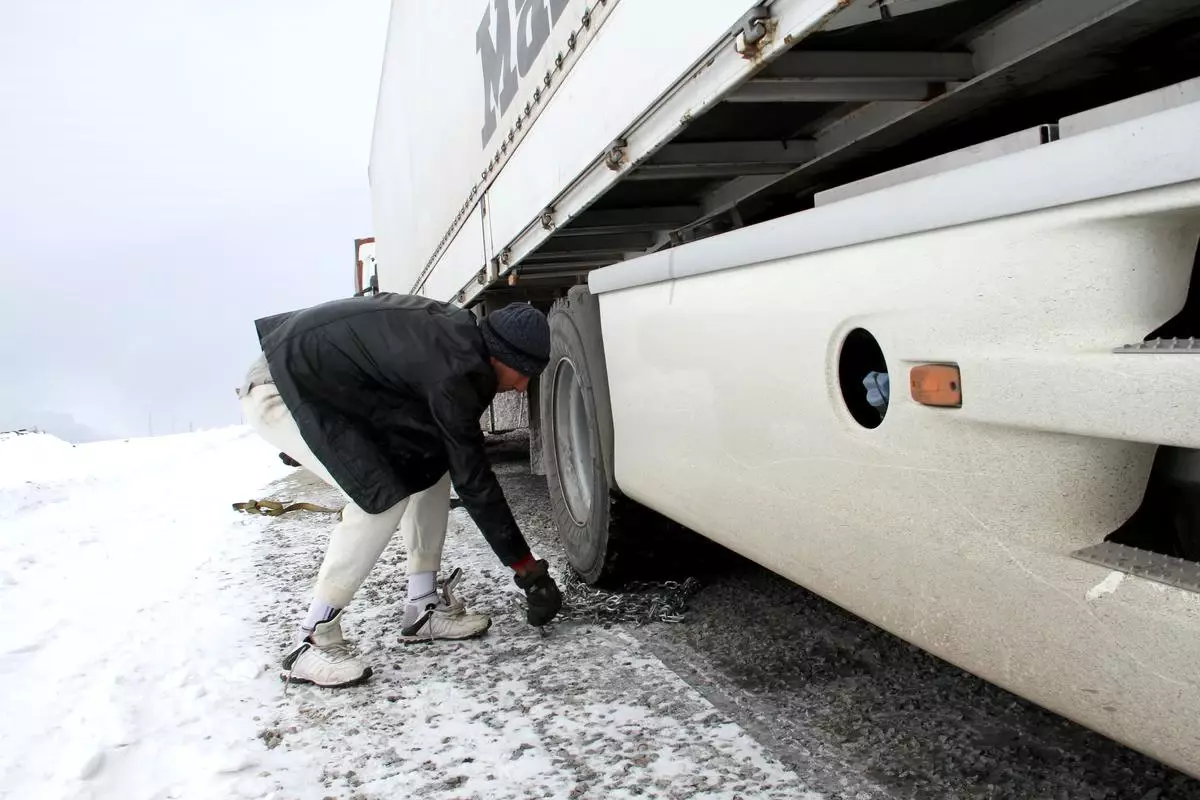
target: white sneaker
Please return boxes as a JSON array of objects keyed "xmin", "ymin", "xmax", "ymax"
[
  {"xmin": 400, "ymin": 567, "xmax": 492, "ymax": 643},
  {"xmin": 281, "ymin": 611, "xmax": 372, "ymax": 688}
]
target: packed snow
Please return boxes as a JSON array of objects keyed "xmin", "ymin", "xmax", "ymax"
[{"xmin": 0, "ymin": 428, "xmax": 820, "ymax": 799}]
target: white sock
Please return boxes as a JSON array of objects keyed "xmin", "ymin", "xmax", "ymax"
[
  {"xmin": 407, "ymin": 571, "xmax": 437, "ymax": 604},
  {"xmin": 300, "ymin": 599, "xmax": 340, "ymax": 633}
]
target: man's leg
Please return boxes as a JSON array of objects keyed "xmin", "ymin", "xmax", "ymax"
[
  {"xmin": 401, "ymin": 472, "xmax": 452, "ymax": 577},
  {"xmin": 400, "ymin": 473, "xmax": 492, "ymax": 641},
  {"xmin": 243, "ymin": 383, "xmax": 408, "ymax": 607},
  {"xmin": 241, "ymin": 384, "xmax": 405, "ymax": 685},
  {"xmin": 314, "ymin": 500, "xmax": 408, "ymax": 609}
]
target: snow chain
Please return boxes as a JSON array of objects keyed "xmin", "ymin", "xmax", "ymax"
[{"xmin": 557, "ymin": 569, "xmax": 704, "ymax": 625}]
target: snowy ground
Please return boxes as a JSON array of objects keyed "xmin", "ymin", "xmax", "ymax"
[
  {"xmin": 0, "ymin": 428, "xmax": 819, "ymax": 800},
  {"xmin": 5, "ymin": 427, "xmax": 1198, "ymax": 800}
]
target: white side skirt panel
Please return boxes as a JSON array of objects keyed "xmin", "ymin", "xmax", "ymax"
[{"xmin": 597, "ymin": 184, "xmax": 1200, "ymax": 775}]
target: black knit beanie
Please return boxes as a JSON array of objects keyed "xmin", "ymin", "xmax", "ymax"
[{"xmin": 481, "ymin": 303, "xmax": 551, "ymax": 377}]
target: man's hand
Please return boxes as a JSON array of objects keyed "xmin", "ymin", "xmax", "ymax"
[{"xmin": 513, "ymin": 559, "xmax": 562, "ymax": 626}]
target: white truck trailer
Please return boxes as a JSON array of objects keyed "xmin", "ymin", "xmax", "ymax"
[{"xmin": 367, "ymin": 0, "xmax": 1200, "ymax": 777}]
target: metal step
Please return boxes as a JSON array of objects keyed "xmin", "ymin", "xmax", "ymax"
[
  {"xmin": 1113, "ymin": 337, "xmax": 1200, "ymax": 354},
  {"xmin": 1071, "ymin": 541, "xmax": 1200, "ymax": 594}
]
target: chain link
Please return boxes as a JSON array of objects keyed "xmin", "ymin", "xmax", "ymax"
[{"xmin": 556, "ymin": 569, "xmax": 704, "ymax": 626}]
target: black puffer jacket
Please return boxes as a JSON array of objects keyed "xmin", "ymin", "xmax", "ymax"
[{"xmin": 254, "ymin": 292, "xmax": 530, "ymax": 566}]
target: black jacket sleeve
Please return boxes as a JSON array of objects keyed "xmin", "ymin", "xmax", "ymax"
[{"xmin": 426, "ymin": 375, "xmax": 532, "ymax": 566}]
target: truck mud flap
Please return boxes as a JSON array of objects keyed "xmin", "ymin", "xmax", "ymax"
[{"xmin": 1071, "ymin": 541, "xmax": 1200, "ymax": 594}]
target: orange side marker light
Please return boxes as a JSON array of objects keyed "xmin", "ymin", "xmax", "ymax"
[{"xmin": 910, "ymin": 364, "xmax": 962, "ymax": 408}]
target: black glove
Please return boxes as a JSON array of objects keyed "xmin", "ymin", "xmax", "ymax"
[{"xmin": 514, "ymin": 559, "xmax": 562, "ymax": 626}]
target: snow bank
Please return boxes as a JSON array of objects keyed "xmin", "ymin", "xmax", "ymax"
[
  {"xmin": 0, "ymin": 426, "xmax": 302, "ymax": 799},
  {"xmin": 0, "ymin": 430, "xmax": 78, "ymax": 485},
  {"xmin": 0, "ymin": 427, "xmax": 262, "ymax": 518},
  {"xmin": 0, "ymin": 430, "xmax": 84, "ymax": 518}
]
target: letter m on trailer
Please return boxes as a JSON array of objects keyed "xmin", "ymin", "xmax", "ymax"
[
  {"xmin": 476, "ymin": 0, "xmax": 518, "ymax": 146},
  {"xmin": 476, "ymin": 0, "xmax": 570, "ymax": 147}
]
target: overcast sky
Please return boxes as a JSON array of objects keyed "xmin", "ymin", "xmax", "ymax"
[{"xmin": 0, "ymin": 0, "xmax": 390, "ymax": 440}]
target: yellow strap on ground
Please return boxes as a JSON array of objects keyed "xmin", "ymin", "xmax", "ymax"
[{"xmin": 232, "ymin": 499, "xmax": 344, "ymax": 519}]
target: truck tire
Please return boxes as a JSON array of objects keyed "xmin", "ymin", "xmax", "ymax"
[
  {"xmin": 542, "ymin": 287, "xmax": 702, "ymax": 585},
  {"xmin": 541, "ymin": 287, "xmax": 623, "ymax": 584}
]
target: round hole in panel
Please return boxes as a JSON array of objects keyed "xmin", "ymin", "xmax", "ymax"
[{"xmin": 838, "ymin": 328, "xmax": 889, "ymax": 429}]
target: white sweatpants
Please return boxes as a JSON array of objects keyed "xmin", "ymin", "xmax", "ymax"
[{"xmin": 240, "ymin": 383, "xmax": 450, "ymax": 608}]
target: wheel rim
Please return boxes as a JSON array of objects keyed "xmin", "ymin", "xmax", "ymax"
[{"xmin": 552, "ymin": 357, "xmax": 595, "ymax": 526}]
